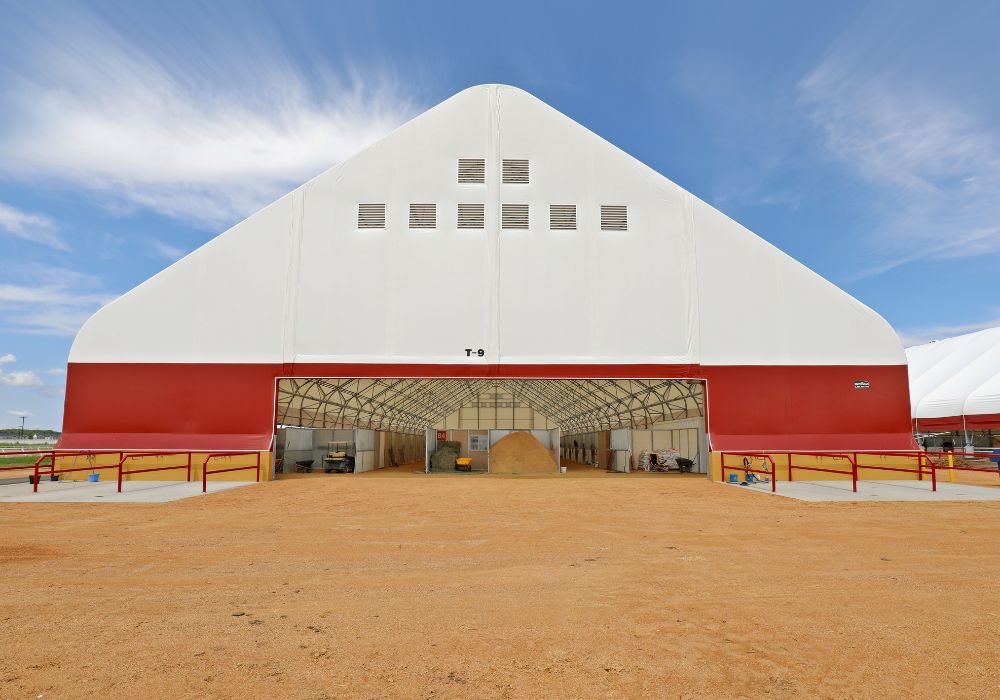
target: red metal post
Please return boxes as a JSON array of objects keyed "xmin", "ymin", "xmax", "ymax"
[
  {"xmin": 202, "ymin": 455, "xmax": 209, "ymax": 492},
  {"xmin": 851, "ymin": 455, "xmax": 857, "ymax": 493},
  {"xmin": 930, "ymin": 455, "xmax": 937, "ymax": 492},
  {"xmin": 32, "ymin": 458, "xmax": 40, "ymax": 493},
  {"xmin": 186, "ymin": 452, "xmax": 192, "ymax": 482},
  {"xmin": 256, "ymin": 452, "xmax": 261, "ymax": 482},
  {"xmin": 117, "ymin": 454, "xmax": 124, "ymax": 493},
  {"xmin": 770, "ymin": 457, "xmax": 776, "ymax": 493},
  {"xmin": 787, "ymin": 454, "xmax": 794, "ymax": 482}
]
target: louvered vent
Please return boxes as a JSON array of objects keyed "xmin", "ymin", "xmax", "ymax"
[
  {"xmin": 458, "ymin": 158, "xmax": 485, "ymax": 184},
  {"xmin": 600, "ymin": 205, "xmax": 628, "ymax": 231},
  {"xmin": 457, "ymin": 203, "xmax": 485, "ymax": 229},
  {"xmin": 502, "ymin": 159, "xmax": 529, "ymax": 184},
  {"xmin": 357, "ymin": 203, "xmax": 385, "ymax": 229},
  {"xmin": 549, "ymin": 204, "xmax": 576, "ymax": 230},
  {"xmin": 502, "ymin": 203, "xmax": 529, "ymax": 229},
  {"xmin": 409, "ymin": 203, "xmax": 436, "ymax": 229}
]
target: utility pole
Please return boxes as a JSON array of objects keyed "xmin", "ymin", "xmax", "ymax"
[{"xmin": 19, "ymin": 415, "xmax": 25, "ymax": 442}]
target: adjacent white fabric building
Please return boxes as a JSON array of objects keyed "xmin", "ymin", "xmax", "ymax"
[{"xmin": 907, "ymin": 326, "xmax": 1000, "ymax": 431}]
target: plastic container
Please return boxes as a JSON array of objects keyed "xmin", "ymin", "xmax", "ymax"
[
  {"xmin": 88, "ymin": 473, "xmax": 100, "ymax": 483},
  {"xmin": 728, "ymin": 473, "xmax": 738, "ymax": 483},
  {"xmin": 560, "ymin": 466, "xmax": 567, "ymax": 473}
]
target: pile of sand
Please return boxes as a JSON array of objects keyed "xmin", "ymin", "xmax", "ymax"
[{"xmin": 489, "ymin": 431, "xmax": 557, "ymax": 474}]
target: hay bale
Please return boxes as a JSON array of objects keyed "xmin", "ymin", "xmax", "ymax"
[
  {"xmin": 430, "ymin": 441, "xmax": 461, "ymax": 470},
  {"xmin": 489, "ymin": 432, "xmax": 557, "ymax": 474}
]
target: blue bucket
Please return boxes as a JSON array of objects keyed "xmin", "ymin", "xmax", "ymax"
[
  {"xmin": 88, "ymin": 473, "xmax": 100, "ymax": 483},
  {"xmin": 728, "ymin": 473, "xmax": 738, "ymax": 483}
]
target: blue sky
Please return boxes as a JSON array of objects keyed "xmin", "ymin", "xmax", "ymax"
[{"xmin": 1, "ymin": 0, "xmax": 998, "ymax": 430}]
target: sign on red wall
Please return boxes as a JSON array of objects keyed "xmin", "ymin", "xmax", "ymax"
[{"xmin": 436, "ymin": 430, "xmax": 447, "ymax": 441}]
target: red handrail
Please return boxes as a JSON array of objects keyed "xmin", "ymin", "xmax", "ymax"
[
  {"xmin": 202, "ymin": 452, "xmax": 261, "ymax": 492},
  {"xmin": 852, "ymin": 451, "xmax": 938, "ymax": 491},
  {"xmin": 14, "ymin": 449, "xmax": 264, "ymax": 494},
  {"xmin": 720, "ymin": 452, "xmax": 777, "ymax": 493},
  {"xmin": 117, "ymin": 452, "xmax": 193, "ymax": 493},
  {"xmin": 31, "ymin": 451, "xmax": 125, "ymax": 492},
  {"xmin": 786, "ymin": 452, "xmax": 858, "ymax": 493}
]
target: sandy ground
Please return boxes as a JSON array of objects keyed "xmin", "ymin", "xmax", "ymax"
[{"xmin": 1, "ymin": 465, "xmax": 999, "ymax": 699}]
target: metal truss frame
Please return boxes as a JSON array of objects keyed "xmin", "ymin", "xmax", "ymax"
[{"xmin": 276, "ymin": 378, "xmax": 704, "ymax": 433}]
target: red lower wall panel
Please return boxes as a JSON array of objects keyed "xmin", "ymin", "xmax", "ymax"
[
  {"xmin": 58, "ymin": 362, "xmax": 916, "ymax": 451},
  {"xmin": 913, "ymin": 413, "xmax": 1000, "ymax": 432}
]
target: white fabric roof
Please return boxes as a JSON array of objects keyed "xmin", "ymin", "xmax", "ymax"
[
  {"xmin": 70, "ymin": 84, "xmax": 904, "ymax": 367},
  {"xmin": 906, "ymin": 326, "xmax": 1000, "ymax": 419}
]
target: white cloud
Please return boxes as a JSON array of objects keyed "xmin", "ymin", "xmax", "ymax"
[
  {"xmin": 0, "ymin": 265, "xmax": 114, "ymax": 337},
  {"xmin": 0, "ymin": 353, "xmax": 14, "ymax": 364},
  {"xmin": 0, "ymin": 369, "xmax": 43, "ymax": 387},
  {"xmin": 7, "ymin": 410, "xmax": 33, "ymax": 418},
  {"xmin": 150, "ymin": 239, "xmax": 186, "ymax": 262},
  {"xmin": 46, "ymin": 368, "xmax": 66, "ymax": 375},
  {"xmin": 0, "ymin": 202, "xmax": 68, "ymax": 250},
  {"xmin": 897, "ymin": 314, "xmax": 1000, "ymax": 348},
  {"xmin": 799, "ymin": 6, "xmax": 1000, "ymax": 278},
  {"xmin": 0, "ymin": 8, "xmax": 420, "ymax": 229}
]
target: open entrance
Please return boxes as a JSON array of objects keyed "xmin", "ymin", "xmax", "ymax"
[{"xmin": 274, "ymin": 378, "xmax": 706, "ymax": 476}]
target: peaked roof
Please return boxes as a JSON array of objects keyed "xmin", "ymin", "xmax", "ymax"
[
  {"xmin": 69, "ymin": 84, "xmax": 905, "ymax": 368},
  {"xmin": 906, "ymin": 326, "xmax": 1000, "ymax": 425}
]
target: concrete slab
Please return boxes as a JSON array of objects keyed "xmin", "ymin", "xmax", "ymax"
[
  {"xmin": 725, "ymin": 479, "xmax": 1000, "ymax": 502},
  {"xmin": 0, "ymin": 479, "xmax": 256, "ymax": 503}
]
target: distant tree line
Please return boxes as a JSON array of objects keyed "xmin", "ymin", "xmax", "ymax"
[{"xmin": 0, "ymin": 428, "xmax": 61, "ymax": 437}]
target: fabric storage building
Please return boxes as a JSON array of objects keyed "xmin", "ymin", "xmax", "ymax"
[
  {"xmin": 59, "ymin": 84, "xmax": 915, "ymax": 474},
  {"xmin": 907, "ymin": 326, "xmax": 1000, "ymax": 443}
]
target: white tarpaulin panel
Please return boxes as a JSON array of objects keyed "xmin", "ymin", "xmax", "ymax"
[
  {"xmin": 906, "ymin": 326, "xmax": 1000, "ymax": 420},
  {"xmin": 69, "ymin": 84, "xmax": 904, "ymax": 368}
]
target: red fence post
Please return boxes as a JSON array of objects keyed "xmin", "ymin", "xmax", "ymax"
[
  {"xmin": 851, "ymin": 455, "xmax": 857, "ymax": 493},
  {"xmin": 186, "ymin": 453, "xmax": 192, "ymax": 483},
  {"xmin": 202, "ymin": 455, "xmax": 209, "ymax": 493},
  {"xmin": 33, "ymin": 458, "xmax": 40, "ymax": 493},
  {"xmin": 256, "ymin": 453, "xmax": 261, "ymax": 483},
  {"xmin": 117, "ymin": 454, "xmax": 125, "ymax": 493},
  {"xmin": 930, "ymin": 456, "xmax": 937, "ymax": 492}
]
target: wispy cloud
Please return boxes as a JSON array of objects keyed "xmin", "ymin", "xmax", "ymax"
[
  {"xmin": 897, "ymin": 313, "xmax": 1000, "ymax": 348},
  {"xmin": 799, "ymin": 4, "xmax": 1000, "ymax": 279},
  {"xmin": 0, "ymin": 353, "xmax": 14, "ymax": 364},
  {"xmin": 8, "ymin": 410, "xmax": 33, "ymax": 418},
  {"xmin": 0, "ymin": 368, "xmax": 42, "ymax": 387},
  {"xmin": 0, "ymin": 201, "xmax": 68, "ymax": 250},
  {"xmin": 0, "ymin": 265, "xmax": 114, "ymax": 336},
  {"xmin": 0, "ymin": 6, "xmax": 420, "ymax": 229},
  {"xmin": 149, "ymin": 239, "xmax": 186, "ymax": 262}
]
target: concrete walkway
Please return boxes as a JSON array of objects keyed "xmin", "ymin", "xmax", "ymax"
[
  {"xmin": 0, "ymin": 479, "xmax": 257, "ymax": 503},
  {"xmin": 727, "ymin": 478, "xmax": 1000, "ymax": 502}
]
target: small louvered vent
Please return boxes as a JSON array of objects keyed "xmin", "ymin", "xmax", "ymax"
[
  {"xmin": 502, "ymin": 159, "xmax": 529, "ymax": 184},
  {"xmin": 357, "ymin": 203, "xmax": 385, "ymax": 229},
  {"xmin": 409, "ymin": 203, "xmax": 436, "ymax": 229},
  {"xmin": 600, "ymin": 205, "xmax": 628, "ymax": 231},
  {"xmin": 457, "ymin": 203, "xmax": 485, "ymax": 229},
  {"xmin": 502, "ymin": 204, "xmax": 529, "ymax": 229},
  {"xmin": 549, "ymin": 204, "xmax": 576, "ymax": 230},
  {"xmin": 458, "ymin": 158, "xmax": 485, "ymax": 184}
]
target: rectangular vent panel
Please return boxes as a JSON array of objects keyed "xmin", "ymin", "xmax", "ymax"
[
  {"xmin": 502, "ymin": 203, "xmax": 529, "ymax": 229},
  {"xmin": 549, "ymin": 204, "xmax": 576, "ymax": 230},
  {"xmin": 457, "ymin": 203, "xmax": 485, "ymax": 229},
  {"xmin": 600, "ymin": 205, "xmax": 628, "ymax": 231},
  {"xmin": 357, "ymin": 203, "xmax": 385, "ymax": 229},
  {"xmin": 458, "ymin": 158, "xmax": 485, "ymax": 184},
  {"xmin": 409, "ymin": 203, "xmax": 437, "ymax": 229},
  {"xmin": 502, "ymin": 159, "xmax": 529, "ymax": 184}
]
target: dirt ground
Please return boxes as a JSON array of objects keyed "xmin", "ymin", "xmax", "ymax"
[{"xmin": 1, "ymin": 466, "xmax": 999, "ymax": 699}]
